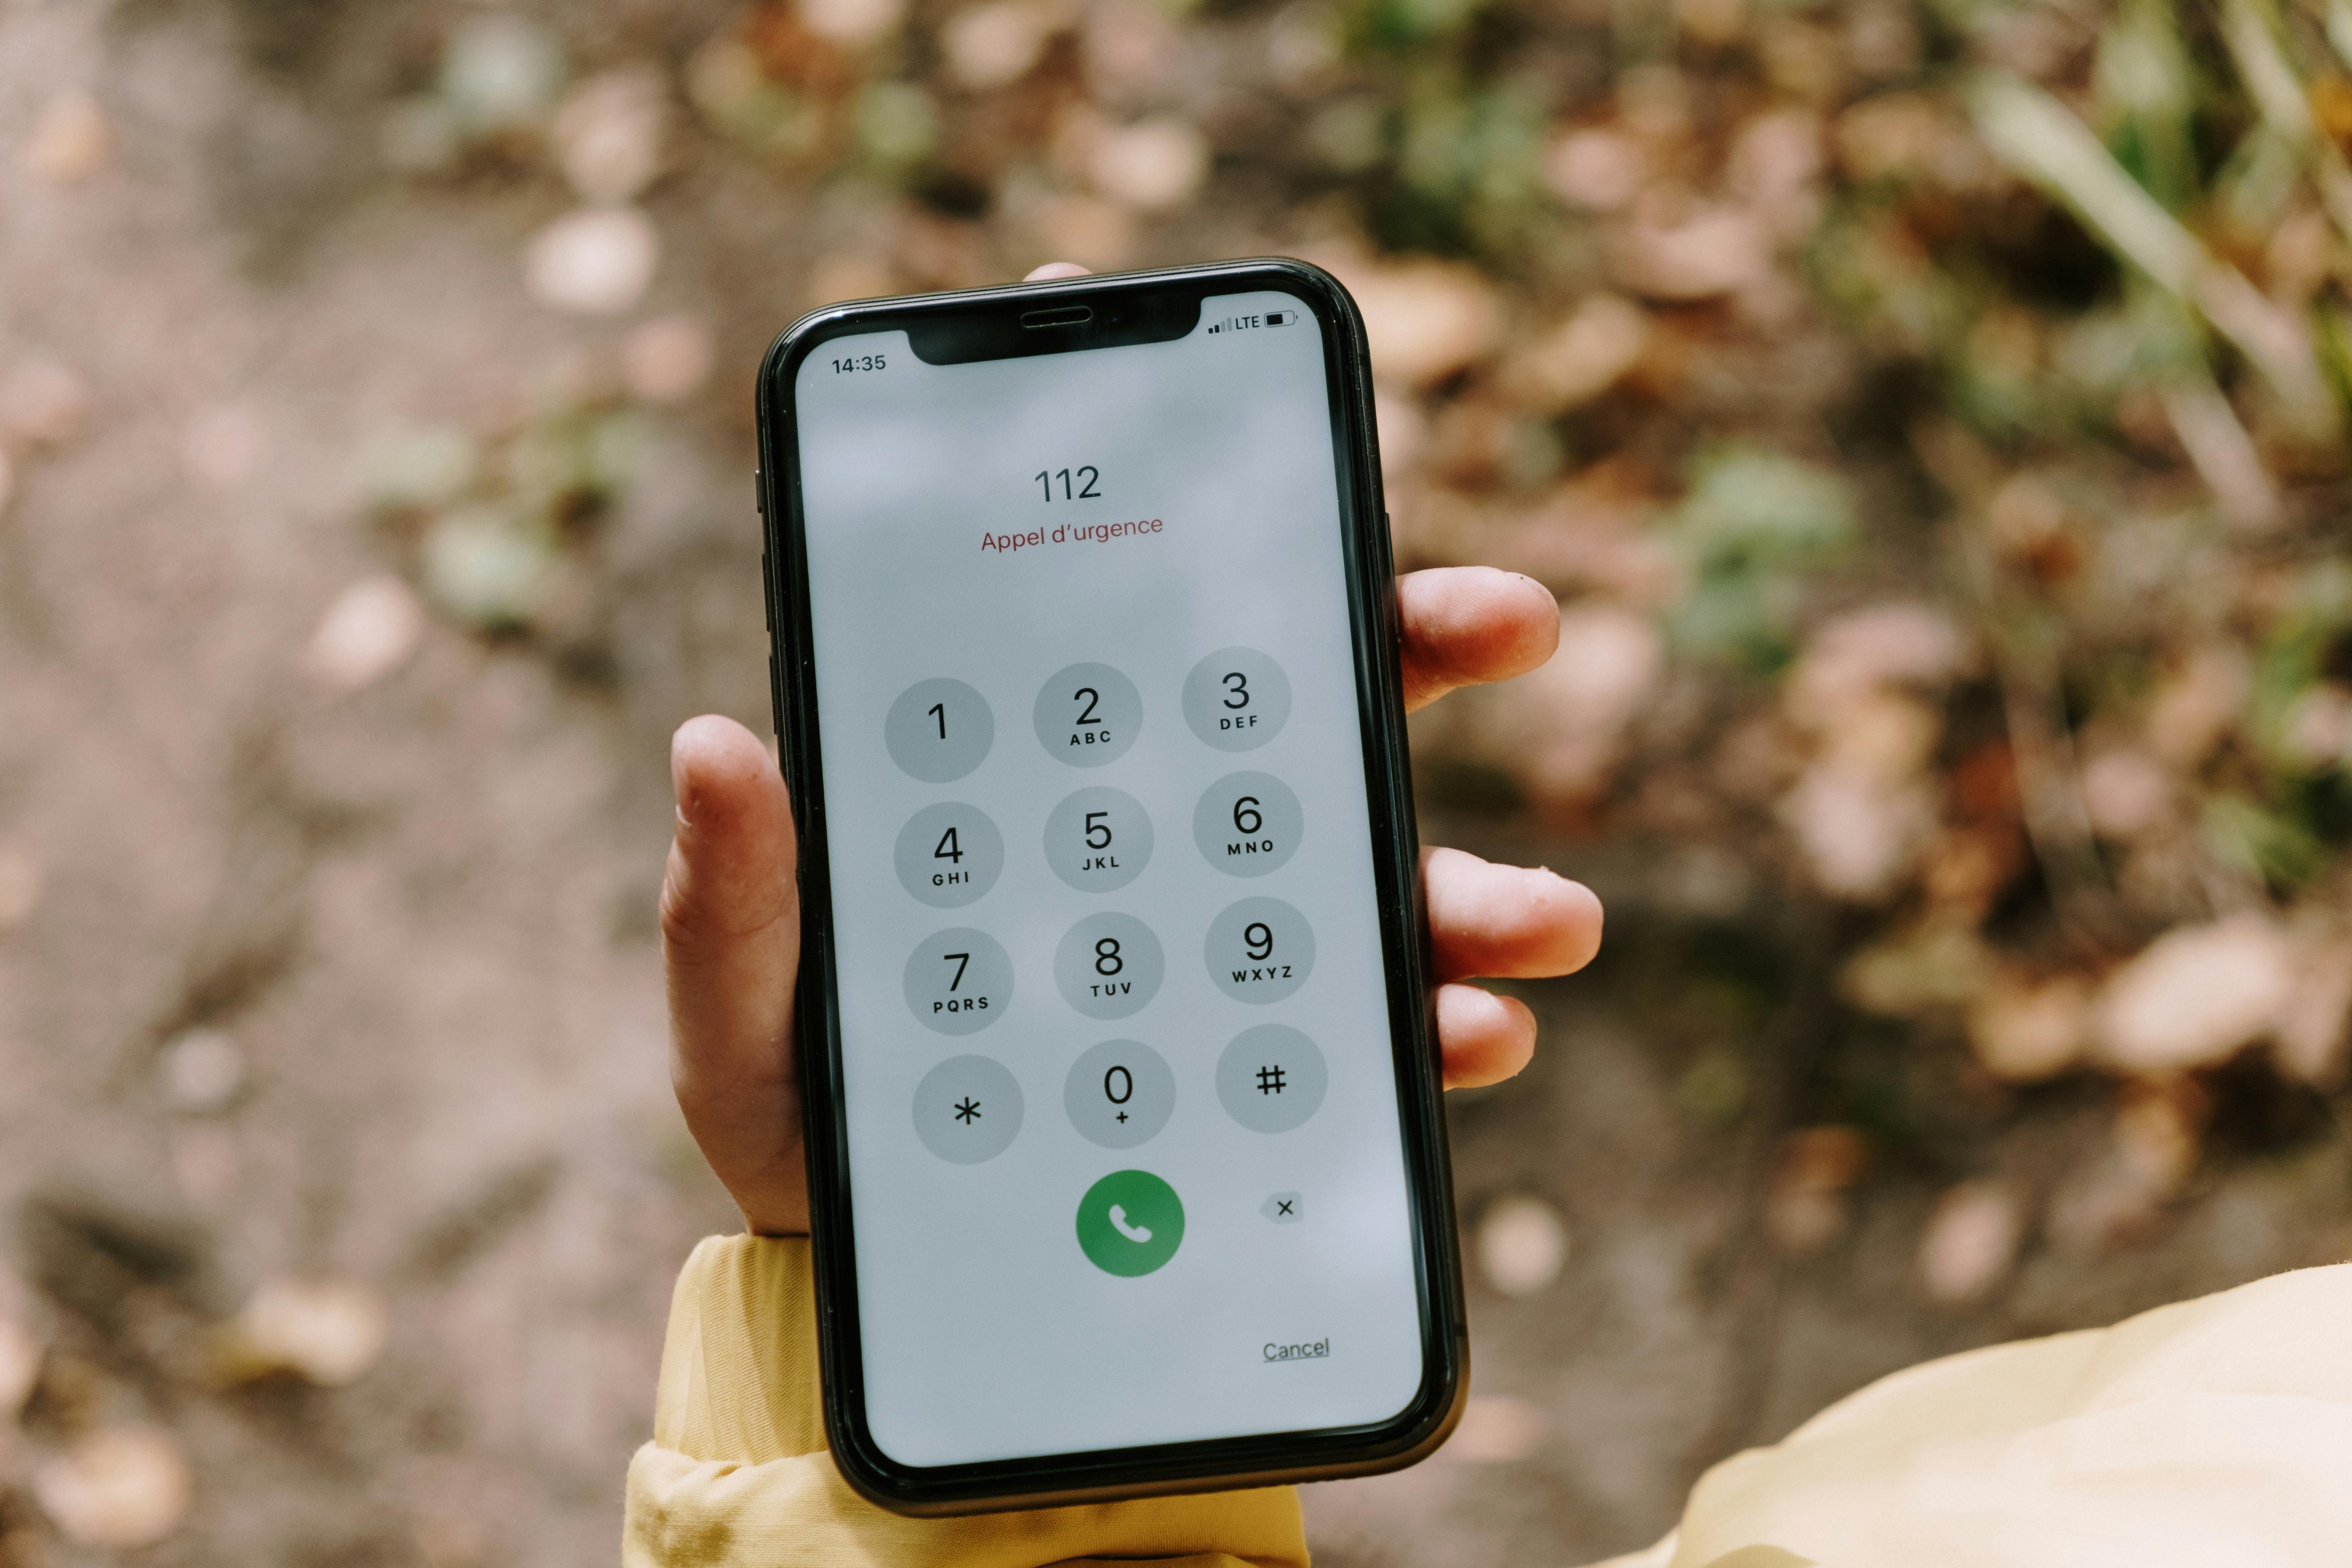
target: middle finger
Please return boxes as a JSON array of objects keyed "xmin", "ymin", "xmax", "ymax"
[{"xmin": 1425, "ymin": 845, "xmax": 1603, "ymax": 982}]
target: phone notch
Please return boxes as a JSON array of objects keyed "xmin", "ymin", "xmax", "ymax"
[{"xmin": 906, "ymin": 288, "xmax": 1198, "ymax": 364}]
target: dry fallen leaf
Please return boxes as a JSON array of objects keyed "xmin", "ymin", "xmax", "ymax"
[
  {"xmin": 306, "ymin": 576, "xmax": 427, "ymax": 695},
  {"xmin": 2093, "ymin": 914, "xmax": 2295, "ymax": 1076},
  {"xmin": 1545, "ymin": 128, "xmax": 1646, "ymax": 210},
  {"xmin": 1917, "ymin": 1181, "xmax": 2022, "ymax": 1305},
  {"xmin": 551, "ymin": 67, "xmax": 670, "ymax": 205},
  {"xmin": 1727, "ymin": 109, "xmax": 1824, "ymax": 237},
  {"xmin": 523, "ymin": 207, "xmax": 659, "ymax": 316},
  {"xmin": 1611, "ymin": 198, "xmax": 1770, "ymax": 300},
  {"xmin": 208, "ymin": 1277, "xmax": 389, "ymax": 1388},
  {"xmin": 1968, "ymin": 972, "xmax": 2089, "ymax": 1082},
  {"xmin": 1349, "ymin": 262, "xmax": 1501, "ymax": 390},
  {"xmin": 1088, "ymin": 117, "xmax": 1208, "ymax": 211},
  {"xmin": 1502, "ymin": 294, "xmax": 1651, "ymax": 413},
  {"xmin": 1787, "ymin": 605, "xmax": 1965, "ymax": 720},
  {"xmin": 1476, "ymin": 1194, "xmax": 1569, "ymax": 1297},
  {"xmin": 33, "ymin": 1427, "xmax": 192, "ymax": 1548},
  {"xmin": 1782, "ymin": 762, "xmax": 1935, "ymax": 902},
  {"xmin": 801, "ymin": 0, "xmax": 906, "ymax": 47},
  {"xmin": 2080, "ymin": 747, "xmax": 2174, "ymax": 841},
  {"xmin": 942, "ymin": 0, "xmax": 1061, "ymax": 91},
  {"xmin": 23, "ymin": 91, "xmax": 110, "ymax": 184},
  {"xmin": 156, "ymin": 1029, "xmax": 247, "ymax": 1115}
]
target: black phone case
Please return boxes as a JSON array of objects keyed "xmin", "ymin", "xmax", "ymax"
[{"xmin": 753, "ymin": 258, "xmax": 1466, "ymax": 1516}]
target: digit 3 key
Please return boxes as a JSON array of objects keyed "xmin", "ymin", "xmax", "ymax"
[{"xmin": 1182, "ymin": 648, "xmax": 1292, "ymax": 752}]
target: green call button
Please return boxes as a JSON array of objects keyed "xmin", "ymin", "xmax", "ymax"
[{"xmin": 1075, "ymin": 1170, "xmax": 1185, "ymax": 1277}]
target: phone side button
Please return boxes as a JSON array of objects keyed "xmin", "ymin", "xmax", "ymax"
[
  {"xmin": 769, "ymin": 654, "xmax": 785, "ymax": 742},
  {"xmin": 754, "ymin": 468, "xmax": 764, "ymax": 517},
  {"xmin": 761, "ymin": 550, "xmax": 775, "ymax": 632}
]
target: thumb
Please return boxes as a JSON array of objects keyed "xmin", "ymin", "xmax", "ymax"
[{"xmin": 661, "ymin": 715, "xmax": 808, "ymax": 1235}]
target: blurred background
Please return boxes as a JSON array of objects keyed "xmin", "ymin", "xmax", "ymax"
[{"xmin": 2, "ymin": 0, "xmax": 2350, "ymax": 1561}]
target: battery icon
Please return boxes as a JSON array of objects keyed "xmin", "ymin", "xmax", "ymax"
[{"xmin": 1266, "ymin": 311, "xmax": 1295, "ymax": 326}]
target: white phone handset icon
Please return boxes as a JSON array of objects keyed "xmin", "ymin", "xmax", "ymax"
[{"xmin": 1107, "ymin": 1204, "xmax": 1153, "ymax": 1244}]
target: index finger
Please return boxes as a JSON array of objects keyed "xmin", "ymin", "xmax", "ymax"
[{"xmin": 1398, "ymin": 567, "xmax": 1558, "ymax": 711}]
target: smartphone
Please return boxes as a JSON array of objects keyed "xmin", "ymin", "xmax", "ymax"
[{"xmin": 755, "ymin": 259, "xmax": 1464, "ymax": 1514}]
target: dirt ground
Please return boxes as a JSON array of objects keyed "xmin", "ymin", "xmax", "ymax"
[{"xmin": 2, "ymin": 2, "xmax": 2348, "ymax": 1565}]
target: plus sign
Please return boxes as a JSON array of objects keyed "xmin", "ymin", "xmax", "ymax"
[{"xmin": 1116, "ymin": 1110, "xmax": 1129, "ymax": 1123}]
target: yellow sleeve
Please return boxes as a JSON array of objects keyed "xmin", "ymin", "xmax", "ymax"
[
  {"xmin": 1584, "ymin": 1262, "xmax": 2352, "ymax": 1568},
  {"xmin": 622, "ymin": 1234, "xmax": 1309, "ymax": 1568}
]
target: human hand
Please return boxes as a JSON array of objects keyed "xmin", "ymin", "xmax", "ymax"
[{"xmin": 660, "ymin": 270, "xmax": 1604, "ymax": 1238}]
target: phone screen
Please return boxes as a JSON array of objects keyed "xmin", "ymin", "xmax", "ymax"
[{"xmin": 792, "ymin": 288, "xmax": 1425, "ymax": 1468}]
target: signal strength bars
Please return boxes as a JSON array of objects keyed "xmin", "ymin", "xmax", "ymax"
[{"xmin": 1205, "ymin": 311, "xmax": 1297, "ymax": 335}]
